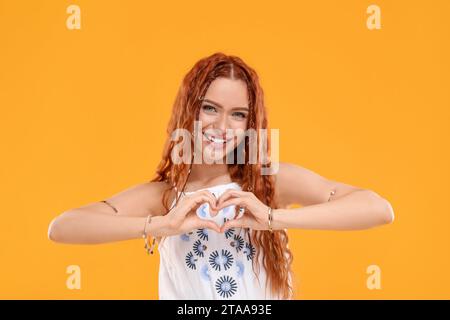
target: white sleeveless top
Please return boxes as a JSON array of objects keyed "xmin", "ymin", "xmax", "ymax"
[{"xmin": 157, "ymin": 182, "xmax": 282, "ymax": 300}]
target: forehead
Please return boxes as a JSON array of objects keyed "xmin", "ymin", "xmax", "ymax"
[{"xmin": 203, "ymin": 77, "xmax": 249, "ymax": 109}]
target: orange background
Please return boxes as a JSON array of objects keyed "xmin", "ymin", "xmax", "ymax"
[{"xmin": 0, "ymin": 0, "xmax": 449, "ymax": 299}]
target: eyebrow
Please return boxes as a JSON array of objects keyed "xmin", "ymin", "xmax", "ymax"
[{"xmin": 202, "ymin": 98, "xmax": 249, "ymax": 112}]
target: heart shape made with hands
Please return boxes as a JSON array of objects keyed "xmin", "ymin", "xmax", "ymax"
[{"xmin": 196, "ymin": 199, "xmax": 245, "ymax": 227}]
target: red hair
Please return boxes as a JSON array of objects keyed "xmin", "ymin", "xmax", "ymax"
[{"xmin": 151, "ymin": 52, "xmax": 294, "ymax": 299}]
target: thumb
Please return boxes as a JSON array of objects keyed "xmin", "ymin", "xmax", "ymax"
[
  {"xmin": 220, "ymin": 218, "xmax": 243, "ymax": 232},
  {"xmin": 204, "ymin": 220, "xmax": 221, "ymax": 233}
]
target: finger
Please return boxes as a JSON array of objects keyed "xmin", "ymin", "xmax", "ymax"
[
  {"xmin": 217, "ymin": 190, "xmax": 250, "ymax": 207},
  {"xmin": 217, "ymin": 190, "xmax": 248, "ymax": 206},
  {"xmin": 193, "ymin": 196, "xmax": 217, "ymax": 216},
  {"xmin": 178, "ymin": 194, "xmax": 213, "ymax": 217},
  {"xmin": 196, "ymin": 219, "xmax": 221, "ymax": 233},
  {"xmin": 217, "ymin": 197, "xmax": 246, "ymax": 211},
  {"xmin": 188, "ymin": 192, "xmax": 217, "ymax": 212},
  {"xmin": 210, "ymin": 207, "xmax": 220, "ymax": 217},
  {"xmin": 196, "ymin": 190, "xmax": 220, "ymax": 215},
  {"xmin": 220, "ymin": 216, "xmax": 248, "ymax": 232},
  {"xmin": 196, "ymin": 190, "xmax": 218, "ymax": 210}
]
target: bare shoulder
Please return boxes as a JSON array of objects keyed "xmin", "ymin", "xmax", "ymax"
[
  {"xmin": 274, "ymin": 162, "xmax": 363, "ymax": 208},
  {"xmin": 79, "ymin": 180, "xmax": 175, "ymax": 217}
]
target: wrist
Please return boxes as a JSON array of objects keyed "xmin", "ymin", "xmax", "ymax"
[
  {"xmin": 271, "ymin": 208, "xmax": 288, "ymax": 230},
  {"xmin": 144, "ymin": 215, "xmax": 169, "ymax": 238}
]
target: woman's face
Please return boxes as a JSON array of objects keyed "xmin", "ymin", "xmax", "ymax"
[{"xmin": 196, "ymin": 77, "xmax": 250, "ymax": 163}]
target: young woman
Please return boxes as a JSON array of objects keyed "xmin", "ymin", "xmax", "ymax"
[{"xmin": 48, "ymin": 52, "xmax": 394, "ymax": 300}]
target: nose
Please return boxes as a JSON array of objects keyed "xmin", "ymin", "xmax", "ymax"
[{"xmin": 212, "ymin": 113, "xmax": 228, "ymax": 133}]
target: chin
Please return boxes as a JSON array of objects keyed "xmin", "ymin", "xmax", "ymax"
[{"xmin": 199, "ymin": 144, "xmax": 237, "ymax": 164}]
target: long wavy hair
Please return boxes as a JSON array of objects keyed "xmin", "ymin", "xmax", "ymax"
[{"xmin": 150, "ymin": 52, "xmax": 294, "ymax": 299}]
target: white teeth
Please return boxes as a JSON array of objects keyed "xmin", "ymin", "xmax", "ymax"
[
  {"xmin": 204, "ymin": 132, "xmax": 226, "ymax": 144},
  {"xmin": 205, "ymin": 134, "xmax": 215, "ymax": 143},
  {"xmin": 211, "ymin": 136, "xmax": 225, "ymax": 144}
]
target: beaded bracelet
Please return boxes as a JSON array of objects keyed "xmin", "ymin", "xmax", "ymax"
[{"xmin": 143, "ymin": 215, "xmax": 156, "ymax": 255}]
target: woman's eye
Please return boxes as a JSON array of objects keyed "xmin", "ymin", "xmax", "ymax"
[
  {"xmin": 232, "ymin": 112, "xmax": 247, "ymax": 119},
  {"xmin": 202, "ymin": 104, "xmax": 217, "ymax": 113}
]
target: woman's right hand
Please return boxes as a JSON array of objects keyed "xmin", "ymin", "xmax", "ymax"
[{"xmin": 158, "ymin": 190, "xmax": 221, "ymax": 237}]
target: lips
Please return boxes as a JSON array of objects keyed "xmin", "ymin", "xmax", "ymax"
[{"xmin": 203, "ymin": 131, "xmax": 233, "ymax": 149}]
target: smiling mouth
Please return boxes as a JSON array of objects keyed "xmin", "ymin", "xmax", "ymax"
[{"xmin": 202, "ymin": 131, "xmax": 233, "ymax": 145}]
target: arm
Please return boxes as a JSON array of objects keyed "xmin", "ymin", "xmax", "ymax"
[
  {"xmin": 273, "ymin": 162, "xmax": 394, "ymax": 230},
  {"xmin": 47, "ymin": 181, "xmax": 172, "ymax": 244}
]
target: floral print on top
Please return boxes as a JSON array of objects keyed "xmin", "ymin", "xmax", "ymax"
[{"xmin": 157, "ymin": 182, "xmax": 280, "ymax": 300}]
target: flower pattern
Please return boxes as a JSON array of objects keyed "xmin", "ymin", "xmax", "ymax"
[
  {"xmin": 224, "ymin": 228, "xmax": 235, "ymax": 239},
  {"xmin": 185, "ymin": 251, "xmax": 197, "ymax": 270},
  {"xmin": 176, "ymin": 184, "xmax": 260, "ymax": 299},
  {"xmin": 215, "ymin": 275, "xmax": 237, "ymax": 298},
  {"xmin": 197, "ymin": 228, "xmax": 209, "ymax": 241},
  {"xmin": 243, "ymin": 242, "xmax": 256, "ymax": 261},
  {"xmin": 180, "ymin": 231, "xmax": 194, "ymax": 242},
  {"xmin": 198, "ymin": 203, "xmax": 209, "ymax": 218},
  {"xmin": 193, "ymin": 239, "xmax": 207, "ymax": 257},
  {"xmin": 230, "ymin": 234, "xmax": 244, "ymax": 252},
  {"xmin": 209, "ymin": 249, "xmax": 234, "ymax": 271},
  {"xmin": 200, "ymin": 263, "xmax": 211, "ymax": 281}
]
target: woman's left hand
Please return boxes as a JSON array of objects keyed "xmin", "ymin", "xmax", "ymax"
[{"xmin": 215, "ymin": 190, "xmax": 271, "ymax": 232}]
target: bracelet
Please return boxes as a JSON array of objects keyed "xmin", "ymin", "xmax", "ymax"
[
  {"xmin": 327, "ymin": 189, "xmax": 336, "ymax": 202},
  {"xmin": 267, "ymin": 206, "xmax": 273, "ymax": 233},
  {"xmin": 142, "ymin": 215, "xmax": 156, "ymax": 255},
  {"xmin": 101, "ymin": 200, "xmax": 118, "ymax": 214}
]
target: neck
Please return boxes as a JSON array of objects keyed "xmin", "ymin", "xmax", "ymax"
[{"xmin": 188, "ymin": 163, "xmax": 231, "ymax": 186}]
